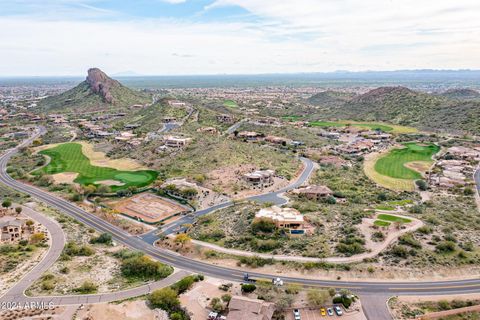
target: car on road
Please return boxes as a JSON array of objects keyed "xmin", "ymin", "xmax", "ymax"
[
  {"xmin": 293, "ymin": 309, "xmax": 301, "ymax": 320},
  {"xmin": 334, "ymin": 306, "xmax": 343, "ymax": 316},
  {"xmin": 327, "ymin": 308, "xmax": 334, "ymax": 316},
  {"xmin": 320, "ymin": 308, "xmax": 326, "ymax": 316}
]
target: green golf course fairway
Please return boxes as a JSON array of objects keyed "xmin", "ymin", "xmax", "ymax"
[
  {"xmin": 309, "ymin": 121, "xmax": 394, "ymax": 132},
  {"xmin": 223, "ymin": 99, "xmax": 238, "ymax": 108},
  {"xmin": 374, "ymin": 143, "xmax": 440, "ymax": 180},
  {"xmin": 36, "ymin": 143, "xmax": 157, "ymax": 190}
]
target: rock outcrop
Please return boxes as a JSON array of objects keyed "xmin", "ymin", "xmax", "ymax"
[{"xmin": 85, "ymin": 68, "xmax": 117, "ymax": 104}]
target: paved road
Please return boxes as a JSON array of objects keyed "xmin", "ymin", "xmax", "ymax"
[
  {"xmin": 475, "ymin": 165, "xmax": 480, "ymax": 194},
  {"xmin": 3, "ymin": 129, "xmax": 480, "ymax": 319},
  {"xmin": 0, "ymin": 204, "xmax": 65, "ymax": 299}
]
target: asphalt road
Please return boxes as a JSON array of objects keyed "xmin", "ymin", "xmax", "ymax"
[
  {"xmin": 2, "ymin": 129, "xmax": 480, "ymax": 319},
  {"xmin": 475, "ymin": 165, "xmax": 480, "ymax": 194}
]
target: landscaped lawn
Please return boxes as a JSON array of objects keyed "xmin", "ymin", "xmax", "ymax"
[
  {"xmin": 223, "ymin": 99, "xmax": 238, "ymax": 108},
  {"xmin": 386, "ymin": 199, "xmax": 414, "ymax": 206},
  {"xmin": 374, "ymin": 220, "xmax": 391, "ymax": 227},
  {"xmin": 374, "ymin": 143, "xmax": 440, "ymax": 180},
  {"xmin": 377, "ymin": 214, "xmax": 412, "ymax": 223},
  {"xmin": 308, "ymin": 120, "xmax": 417, "ymax": 133},
  {"xmin": 375, "ymin": 204, "xmax": 396, "ymax": 211},
  {"xmin": 309, "ymin": 121, "xmax": 397, "ymax": 132},
  {"xmin": 35, "ymin": 143, "xmax": 157, "ymax": 190},
  {"xmin": 310, "ymin": 121, "xmax": 393, "ymax": 132}
]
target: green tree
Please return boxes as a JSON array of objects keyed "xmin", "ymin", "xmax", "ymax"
[
  {"xmin": 15, "ymin": 207, "xmax": 22, "ymax": 214},
  {"xmin": 97, "ymin": 185, "xmax": 111, "ymax": 194},
  {"xmin": 416, "ymin": 180, "xmax": 428, "ymax": 191},
  {"xmin": 121, "ymin": 255, "xmax": 172, "ymax": 280},
  {"xmin": 241, "ymin": 283, "xmax": 256, "ymax": 293},
  {"xmin": 82, "ymin": 184, "xmax": 97, "ymax": 196},
  {"xmin": 210, "ymin": 297, "xmax": 225, "ymax": 312},
  {"xmin": 30, "ymin": 233, "xmax": 45, "ymax": 244},
  {"xmin": 251, "ymin": 218, "xmax": 276, "ymax": 234},
  {"xmin": 148, "ymin": 287, "xmax": 180, "ymax": 311},
  {"xmin": 2, "ymin": 199, "xmax": 12, "ymax": 208},
  {"xmin": 174, "ymin": 233, "xmax": 191, "ymax": 248},
  {"xmin": 90, "ymin": 233, "xmax": 113, "ymax": 245},
  {"xmin": 171, "ymin": 276, "xmax": 195, "ymax": 294}
]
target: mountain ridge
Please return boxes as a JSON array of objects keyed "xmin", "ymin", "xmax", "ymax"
[{"xmin": 38, "ymin": 68, "xmax": 151, "ymax": 112}]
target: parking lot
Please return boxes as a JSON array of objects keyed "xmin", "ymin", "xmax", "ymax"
[{"xmin": 284, "ymin": 307, "xmax": 367, "ymax": 320}]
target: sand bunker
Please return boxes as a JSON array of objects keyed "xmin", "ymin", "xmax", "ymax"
[
  {"xmin": 51, "ymin": 172, "xmax": 78, "ymax": 184},
  {"xmin": 79, "ymin": 141, "xmax": 147, "ymax": 171},
  {"xmin": 404, "ymin": 161, "xmax": 431, "ymax": 175},
  {"xmin": 96, "ymin": 179, "xmax": 125, "ymax": 186}
]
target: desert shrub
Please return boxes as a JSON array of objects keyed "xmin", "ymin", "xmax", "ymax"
[
  {"xmin": 171, "ymin": 275, "xmax": 196, "ymax": 294},
  {"xmin": 74, "ymin": 280, "xmax": 98, "ymax": 294},
  {"xmin": 90, "ymin": 232, "xmax": 113, "ymax": 245},
  {"xmin": 241, "ymin": 283, "xmax": 256, "ymax": 293},
  {"xmin": 148, "ymin": 287, "xmax": 180, "ymax": 311},
  {"xmin": 120, "ymin": 255, "xmax": 173, "ymax": 280},
  {"xmin": 435, "ymin": 241, "xmax": 456, "ymax": 253},
  {"xmin": 251, "ymin": 218, "xmax": 276, "ymax": 234},
  {"xmin": 63, "ymin": 242, "xmax": 95, "ymax": 256}
]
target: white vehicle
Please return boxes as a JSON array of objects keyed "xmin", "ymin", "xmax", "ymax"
[
  {"xmin": 327, "ymin": 308, "xmax": 334, "ymax": 316},
  {"xmin": 293, "ymin": 308, "xmax": 301, "ymax": 320},
  {"xmin": 334, "ymin": 306, "xmax": 343, "ymax": 316},
  {"xmin": 272, "ymin": 277, "xmax": 283, "ymax": 286}
]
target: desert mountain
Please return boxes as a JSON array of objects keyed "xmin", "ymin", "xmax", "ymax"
[
  {"xmin": 39, "ymin": 68, "xmax": 151, "ymax": 112},
  {"xmin": 439, "ymin": 88, "xmax": 480, "ymax": 100},
  {"xmin": 307, "ymin": 90, "xmax": 356, "ymax": 107},
  {"xmin": 309, "ymin": 86, "xmax": 480, "ymax": 133}
]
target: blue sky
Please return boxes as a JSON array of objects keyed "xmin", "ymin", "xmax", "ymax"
[{"xmin": 0, "ymin": 0, "xmax": 479, "ymax": 76}]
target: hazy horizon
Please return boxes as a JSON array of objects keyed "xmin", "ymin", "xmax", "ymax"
[{"xmin": 1, "ymin": 0, "xmax": 479, "ymax": 76}]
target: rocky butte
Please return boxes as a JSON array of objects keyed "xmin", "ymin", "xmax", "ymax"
[{"xmin": 85, "ymin": 68, "xmax": 118, "ymax": 104}]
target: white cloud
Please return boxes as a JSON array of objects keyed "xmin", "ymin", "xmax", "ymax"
[{"xmin": 0, "ymin": 0, "xmax": 479, "ymax": 75}]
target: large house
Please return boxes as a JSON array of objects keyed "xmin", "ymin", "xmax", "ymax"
[
  {"xmin": 237, "ymin": 131, "xmax": 263, "ymax": 141},
  {"xmin": 243, "ymin": 170, "xmax": 274, "ymax": 187},
  {"xmin": 264, "ymin": 135, "xmax": 289, "ymax": 145},
  {"xmin": 293, "ymin": 185, "xmax": 333, "ymax": 200},
  {"xmin": 163, "ymin": 136, "xmax": 192, "ymax": 148},
  {"xmin": 227, "ymin": 296, "xmax": 275, "ymax": 320},
  {"xmin": 0, "ymin": 217, "xmax": 26, "ymax": 242},
  {"xmin": 217, "ymin": 114, "xmax": 235, "ymax": 124},
  {"xmin": 446, "ymin": 146, "xmax": 480, "ymax": 160},
  {"xmin": 255, "ymin": 206, "xmax": 306, "ymax": 236}
]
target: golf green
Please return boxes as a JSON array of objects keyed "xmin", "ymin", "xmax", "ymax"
[
  {"xmin": 374, "ymin": 143, "xmax": 440, "ymax": 180},
  {"xmin": 309, "ymin": 121, "xmax": 394, "ymax": 132},
  {"xmin": 36, "ymin": 143, "xmax": 157, "ymax": 190},
  {"xmin": 223, "ymin": 100, "xmax": 238, "ymax": 108}
]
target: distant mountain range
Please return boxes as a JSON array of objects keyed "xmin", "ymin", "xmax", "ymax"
[
  {"xmin": 308, "ymin": 86, "xmax": 480, "ymax": 134},
  {"xmin": 38, "ymin": 68, "xmax": 151, "ymax": 111}
]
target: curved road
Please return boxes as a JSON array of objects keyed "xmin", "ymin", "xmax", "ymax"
[
  {"xmin": 475, "ymin": 165, "xmax": 480, "ymax": 196},
  {"xmin": 2, "ymin": 129, "xmax": 480, "ymax": 319}
]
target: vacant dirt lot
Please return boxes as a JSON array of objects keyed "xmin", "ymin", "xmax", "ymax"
[{"xmin": 77, "ymin": 300, "xmax": 168, "ymax": 320}]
